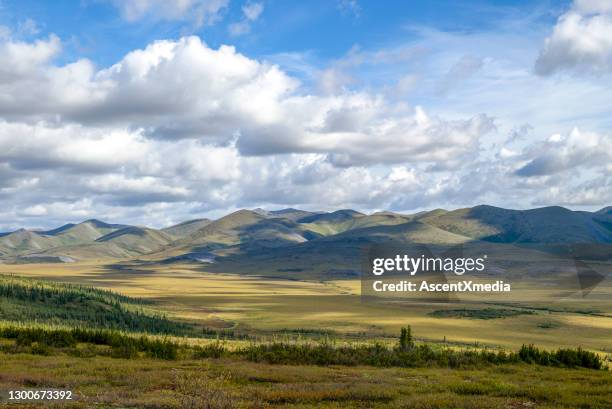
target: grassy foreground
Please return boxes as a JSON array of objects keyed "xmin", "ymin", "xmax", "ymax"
[
  {"xmin": 0, "ymin": 353, "xmax": 611, "ymax": 408},
  {"xmin": 0, "ymin": 273, "xmax": 609, "ymax": 408},
  {"xmin": 0, "ymin": 324, "xmax": 608, "ymax": 408}
]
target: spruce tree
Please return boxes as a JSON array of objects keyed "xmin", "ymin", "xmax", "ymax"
[{"xmin": 399, "ymin": 326, "xmax": 414, "ymax": 351}]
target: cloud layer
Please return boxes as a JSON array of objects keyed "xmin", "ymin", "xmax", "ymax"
[{"xmin": 0, "ymin": 3, "xmax": 610, "ymax": 229}]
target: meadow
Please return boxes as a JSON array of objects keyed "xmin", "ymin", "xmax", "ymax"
[
  {"xmin": 1, "ymin": 352, "xmax": 610, "ymax": 408},
  {"xmin": 0, "ymin": 261, "xmax": 610, "ymax": 408},
  {"xmin": 0, "ymin": 261, "xmax": 609, "ymax": 353}
]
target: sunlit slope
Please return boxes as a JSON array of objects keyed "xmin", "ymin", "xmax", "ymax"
[
  {"xmin": 298, "ymin": 210, "xmax": 413, "ymax": 236},
  {"xmin": 154, "ymin": 210, "xmax": 428, "ymax": 262},
  {"xmin": 2, "ymin": 205, "xmax": 611, "ymax": 263},
  {"xmin": 0, "ymin": 219, "xmax": 127, "ymax": 257},
  {"xmin": 161, "ymin": 218, "xmax": 211, "ymax": 238},
  {"xmin": 0, "ymin": 229, "xmax": 62, "ymax": 254},
  {"xmin": 44, "ymin": 219, "xmax": 127, "ymax": 244},
  {"xmin": 207, "ymin": 220, "xmax": 472, "ymax": 278},
  {"xmin": 268, "ymin": 208, "xmax": 320, "ymax": 221},
  {"xmin": 171, "ymin": 210, "xmax": 312, "ymax": 252},
  {"xmin": 43, "ymin": 227, "xmax": 175, "ymax": 260}
]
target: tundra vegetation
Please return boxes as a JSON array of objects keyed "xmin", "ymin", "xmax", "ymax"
[
  {"xmin": 0, "ymin": 206, "xmax": 611, "ymax": 407},
  {"xmin": 0, "ymin": 275, "xmax": 610, "ymax": 408}
]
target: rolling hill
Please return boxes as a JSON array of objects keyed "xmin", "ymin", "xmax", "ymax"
[
  {"xmin": 42, "ymin": 227, "xmax": 175, "ymax": 260},
  {"xmin": 1, "ymin": 205, "xmax": 610, "ymax": 266},
  {"xmin": 0, "ymin": 229, "xmax": 61, "ymax": 254},
  {"xmin": 0, "ymin": 219, "xmax": 127, "ymax": 258},
  {"xmin": 297, "ymin": 210, "xmax": 412, "ymax": 236},
  {"xmin": 169, "ymin": 210, "xmax": 312, "ymax": 254},
  {"xmin": 422, "ymin": 205, "xmax": 612, "ymax": 243},
  {"xmin": 161, "ymin": 218, "xmax": 211, "ymax": 238},
  {"xmin": 268, "ymin": 208, "xmax": 320, "ymax": 221},
  {"xmin": 43, "ymin": 219, "xmax": 127, "ymax": 244},
  {"xmin": 205, "ymin": 220, "xmax": 473, "ymax": 279}
]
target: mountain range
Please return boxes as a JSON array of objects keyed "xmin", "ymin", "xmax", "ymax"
[{"xmin": 1, "ymin": 206, "xmax": 611, "ymax": 273}]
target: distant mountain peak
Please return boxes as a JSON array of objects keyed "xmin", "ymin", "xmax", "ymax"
[
  {"xmin": 166, "ymin": 218, "xmax": 210, "ymax": 227},
  {"xmin": 96, "ymin": 226, "xmax": 148, "ymax": 242},
  {"xmin": 334, "ymin": 209, "xmax": 364, "ymax": 216},
  {"xmin": 161, "ymin": 218, "xmax": 212, "ymax": 238},
  {"xmin": 82, "ymin": 219, "xmax": 114, "ymax": 227},
  {"xmin": 268, "ymin": 208, "xmax": 319, "ymax": 221},
  {"xmin": 597, "ymin": 206, "xmax": 612, "ymax": 215},
  {"xmin": 371, "ymin": 210, "xmax": 404, "ymax": 217},
  {"xmin": 41, "ymin": 223, "xmax": 77, "ymax": 236},
  {"xmin": 270, "ymin": 208, "xmax": 304, "ymax": 214},
  {"xmin": 2, "ymin": 205, "xmax": 612, "ymax": 263}
]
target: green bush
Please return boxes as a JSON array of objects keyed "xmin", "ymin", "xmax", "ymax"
[
  {"xmin": 398, "ymin": 326, "xmax": 414, "ymax": 351},
  {"xmin": 30, "ymin": 342, "xmax": 51, "ymax": 356},
  {"xmin": 239, "ymin": 332, "xmax": 601, "ymax": 370},
  {"xmin": 519, "ymin": 344, "xmax": 602, "ymax": 369},
  {"xmin": 0, "ymin": 326, "xmax": 178, "ymax": 360},
  {"xmin": 0, "ymin": 325, "xmax": 604, "ymax": 370},
  {"xmin": 111, "ymin": 343, "xmax": 139, "ymax": 359},
  {"xmin": 194, "ymin": 342, "xmax": 225, "ymax": 358},
  {"xmin": 240, "ymin": 342, "xmax": 517, "ymax": 368}
]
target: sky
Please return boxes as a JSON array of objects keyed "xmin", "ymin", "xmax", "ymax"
[{"xmin": 0, "ymin": 0, "xmax": 610, "ymax": 229}]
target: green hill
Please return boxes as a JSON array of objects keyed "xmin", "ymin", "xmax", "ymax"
[
  {"xmin": 162, "ymin": 218, "xmax": 211, "ymax": 238},
  {"xmin": 0, "ymin": 219, "xmax": 128, "ymax": 258},
  {"xmin": 208, "ymin": 220, "xmax": 472, "ymax": 279},
  {"xmin": 421, "ymin": 205, "xmax": 612, "ymax": 243},
  {"xmin": 0, "ymin": 229, "xmax": 61, "ymax": 254},
  {"xmin": 174, "ymin": 210, "xmax": 310, "ymax": 251},
  {"xmin": 297, "ymin": 210, "xmax": 413, "ymax": 236},
  {"xmin": 43, "ymin": 219, "xmax": 126, "ymax": 244},
  {"xmin": 1, "ymin": 205, "xmax": 611, "ymax": 264},
  {"xmin": 268, "ymin": 208, "xmax": 320, "ymax": 221},
  {"xmin": 43, "ymin": 227, "xmax": 175, "ymax": 260}
]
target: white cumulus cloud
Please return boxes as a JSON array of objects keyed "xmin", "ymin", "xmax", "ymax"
[{"xmin": 535, "ymin": 1, "xmax": 612, "ymax": 75}]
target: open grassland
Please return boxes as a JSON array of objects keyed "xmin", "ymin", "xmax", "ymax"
[
  {"xmin": 0, "ymin": 268, "xmax": 610, "ymax": 408},
  {"xmin": 0, "ymin": 353, "xmax": 610, "ymax": 409},
  {"xmin": 0, "ymin": 262, "xmax": 610, "ymax": 353}
]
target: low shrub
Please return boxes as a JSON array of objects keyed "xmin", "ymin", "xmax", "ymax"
[
  {"xmin": 0, "ymin": 326, "xmax": 178, "ymax": 360},
  {"xmin": 193, "ymin": 342, "xmax": 225, "ymax": 359},
  {"xmin": 519, "ymin": 344, "xmax": 602, "ymax": 369},
  {"xmin": 0, "ymin": 325, "xmax": 604, "ymax": 370}
]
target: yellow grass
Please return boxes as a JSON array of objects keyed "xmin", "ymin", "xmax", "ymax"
[
  {"xmin": 1, "ymin": 354, "xmax": 611, "ymax": 409},
  {"xmin": 0, "ymin": 261, "xmax": 611, "ymax": 353}
]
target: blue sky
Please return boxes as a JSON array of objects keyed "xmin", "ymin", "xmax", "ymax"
[
  {"xmin": 0, "ymin": 0, "xmax": 610, "ymax": 228},
  {"xmin": 1, "ymin": 1, "xmax": 566, "ymax": 65},
  {"xmin": 0, "ymin": 1, "xmax": 566, "ymax": 68}
]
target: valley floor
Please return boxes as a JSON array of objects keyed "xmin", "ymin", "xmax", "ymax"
[
  {"xmin": 0, "ymin": 262, "xmax": 610, "ymax": 408},
  {"xmin": 1, "ymin": 353, "xmax": 611, "ymax": 408},
  {"xmin": 0, "ymin": 261, "xmax": 610, "ymax": 353}
]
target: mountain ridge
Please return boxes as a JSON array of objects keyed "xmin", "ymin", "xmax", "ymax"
[{"xmin": 1, "ymin": 205, "xmax": 610, "ymax": 263}]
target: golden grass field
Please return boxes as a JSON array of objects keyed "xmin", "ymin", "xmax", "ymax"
[
  {"xmin": 0, "ymin": 261, "xmax": 610, "ymax": 354},
  {"xmin": 1, "ymin": 354, "xmax": 611, "ymax": 409}
]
